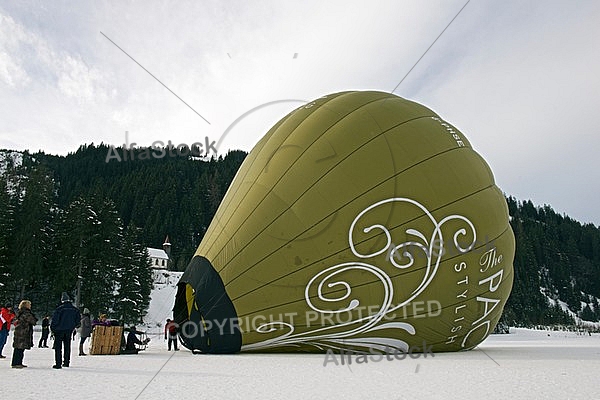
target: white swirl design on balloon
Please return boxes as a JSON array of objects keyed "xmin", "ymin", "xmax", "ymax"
[{"xmin": 241, "ymin": 197, "xmax": 476, "ymax": 352}]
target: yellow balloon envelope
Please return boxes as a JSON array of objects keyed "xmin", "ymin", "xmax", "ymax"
[{"xmin": 175, "ymin": 91, "xmax": 514, "ymax": 354}]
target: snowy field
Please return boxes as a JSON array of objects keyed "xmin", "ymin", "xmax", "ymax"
[{"xmin": 2, "ymin": 328, "xmax": 599, "ymax": 400}]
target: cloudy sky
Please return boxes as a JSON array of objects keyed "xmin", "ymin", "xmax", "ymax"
[{"xmin": 1, "ymin": 0, "xmax": 599, "ymax": 225}]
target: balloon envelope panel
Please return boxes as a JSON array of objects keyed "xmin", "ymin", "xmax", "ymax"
[{"xmin": 179, "ymin": 91, "xmax": 514, "ymax": 353}]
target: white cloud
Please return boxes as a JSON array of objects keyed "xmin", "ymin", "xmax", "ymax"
[
  {"xmin": 1, "ymin": 0, "xmax": 599, "ymax": 224},
  {"xmin": 407, "ymin": 0, "xmax": 600, "ymax": 224},
  {"xmin": 0, "ymin": 13, "xmax": 31, "ymax": 87},
  {"xmin": 0, "ymin": 49, "xmax": 29, "ymax": 87},
  {"xmin": 57, "ymin": 54, "xmax": 110, "ymax": 103}
]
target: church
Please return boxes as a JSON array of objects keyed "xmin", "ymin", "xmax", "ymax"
[{"xmin": 147, "ymin": 236, "xmax": 171, "ymax": 270}]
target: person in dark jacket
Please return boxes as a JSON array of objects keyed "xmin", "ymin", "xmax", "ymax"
[
  {"xmin": 122, "ymin": 326, "xmax": 150, "ymax": 354},
  {"xmin": 38, "ymin": 316, "xmax": 50, "ymax": 348},
  {"xmin": 79, "ymin": 308, "xmax": 91, "ymax": 356},
  {"xmin": 164, "ymin": 318, "xmax": 179, "ymax": 351},
  {"xmin": 11, "ymin": 300, "xmax": 37, "ymax": 368},
  {"xmin": 50, "ymin": 292, "xmax": 81, "ymax": 369}
]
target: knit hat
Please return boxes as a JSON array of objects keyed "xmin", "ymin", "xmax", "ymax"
[
  {"xmin": 83, "ymin": 308, "xmax": 90, "ymax": 314},
  {"xmin": 61, "ymin": 292, "xmax": 71, "ymax": 303}
]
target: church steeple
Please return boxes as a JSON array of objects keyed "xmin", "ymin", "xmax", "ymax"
[{"xmin": 163, "ymin": 235, "xmax": 171, "ymax": 259}]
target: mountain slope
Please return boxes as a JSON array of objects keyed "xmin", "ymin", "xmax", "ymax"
[{"xmin": 143, "ymin": 270, "xmax": 183, "ymax": 333}]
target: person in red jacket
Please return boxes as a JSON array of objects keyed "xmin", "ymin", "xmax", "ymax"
[
  {"xmin": 0, "ymin": 303, "xmax": 16, "ymax": 358},
  {"xmin": 164, "ymin": 319, "xmax": 179, "ymax": 351}
]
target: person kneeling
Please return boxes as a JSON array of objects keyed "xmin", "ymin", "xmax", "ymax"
[{"xmin": 121, "ymin": 326, "xmax": 150, "ymax": 354}]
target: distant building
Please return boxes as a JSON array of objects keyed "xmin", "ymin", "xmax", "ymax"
[{"xmin": 147, "ymin": 236, "xmax": 171, "ymax": 270}]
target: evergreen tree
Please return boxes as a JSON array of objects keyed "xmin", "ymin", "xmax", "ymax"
[
  {"xmin": 580, "ymin": 303, "xmax": 597, "ymax": 322},
  {"xmin": 55, "ymin": 196, "xmax": 122, "ymax": 315},
  {"xmin": 2, "ymin": 144, "xmax": 595, "ymax": 328},
  {"xmin": 113, "ymin": 225, "xmax": 153, "ymax": 324},
  {"xmin": 0, "ymin": 178, "xmax": 15, "ymax": 301},
  {"xmin": 503, "ymin": 196, "xmax": 600, "ymax": 326},
  {"xmin": 11, "ymin": 165, "xmax": 56, "ymax": 300}
]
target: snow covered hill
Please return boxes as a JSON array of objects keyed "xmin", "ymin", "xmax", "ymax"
[
  {"xmin": 141, "ymin": 270, "xmax": 182, "ymax": 334},
  {"xmin": 0, "ymin": 149, "xmax": 27, "ymax": 195},
  {"xmin": 0, "ymin": 149, "xmax": 23, "ymax": 176}
]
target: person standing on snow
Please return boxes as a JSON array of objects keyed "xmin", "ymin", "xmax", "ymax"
[
  {"xmin": 164, "ymin": 318, "xmax": 179, "ymax": 351},
  {"xmin": 50, "ymin": 292, "xmax": 80, "ymax": 369},
  {"xmin": 79, "ymin": 308, "xmax": 92, "ymax": 356},
  {"xmin": 0, "ymin": 303, "xmax": 16, "ymax": 359},
  {"xmin": 11, "ymin": 300, "xmax": 37, "ymax": 369},
  {"xmin": 38, "ymin": 316, "xmax": 50, "ymax": 348}
]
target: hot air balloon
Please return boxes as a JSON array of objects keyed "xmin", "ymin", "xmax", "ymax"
[{"xmin": 174, "ymin": 91, "xmax": 514, "ymax": 354}]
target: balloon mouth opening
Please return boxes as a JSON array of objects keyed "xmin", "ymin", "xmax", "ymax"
[{"xmin": 174, "ymin": 255, "xmax": 242, "ymax": 354}]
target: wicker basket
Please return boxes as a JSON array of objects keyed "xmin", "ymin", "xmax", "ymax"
[{"xmin": 90, "ymin": 325, "xmax": 123, "ymax": 355}]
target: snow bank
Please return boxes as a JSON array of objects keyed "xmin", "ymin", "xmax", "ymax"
[{"xmin": 141, "ymin": 270, "xmax": 182, "ymax": 333}]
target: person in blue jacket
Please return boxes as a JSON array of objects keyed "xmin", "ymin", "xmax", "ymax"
[{"xmin": 50, "ymin": 292, "xmax": 81, "ymax": 369}]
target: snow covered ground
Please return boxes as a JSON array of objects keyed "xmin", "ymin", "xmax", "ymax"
[
  {"xmin": 2, "ymin": 328, "xmax": 599, "ymax": 399},
  {"xmin": 4, "ymin": 272, "xmax": 598, "ymax": 398}
]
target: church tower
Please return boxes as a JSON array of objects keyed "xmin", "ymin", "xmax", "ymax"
[{"xmin": 163, "ymin": 235, "xmax": 172, "ymax": 269}]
